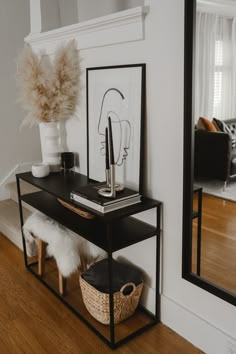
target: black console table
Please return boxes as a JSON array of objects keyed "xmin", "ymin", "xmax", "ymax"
[{"xmin": 16, "ymin": 171, "xmax": 162, "ymax": 349}]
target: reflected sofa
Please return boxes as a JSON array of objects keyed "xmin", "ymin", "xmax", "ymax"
[{"xmin": 194, "ymin": 118, "xmax": 236, "ymax": 184}]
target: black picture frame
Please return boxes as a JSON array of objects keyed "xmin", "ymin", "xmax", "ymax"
[
  {"xmin": 86, "ymin": 64, "xmax": 146, "ymax": 194},
  {"xmin": 182, "ymin": 0, "xmax": 236, "ymax": 306}
]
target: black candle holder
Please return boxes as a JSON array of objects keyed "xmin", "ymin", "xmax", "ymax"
[{"xmin": 60, "ymin": 152, "xmax": 75, "ymax": 174}]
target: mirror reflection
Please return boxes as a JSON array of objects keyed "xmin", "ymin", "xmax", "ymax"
[{"xmin": 192, "ymin": 0, "xmax": 236, "ymax": 295}]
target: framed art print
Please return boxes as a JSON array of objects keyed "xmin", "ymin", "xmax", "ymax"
[{"xmin": 86, "ymin": 64, "xmax": 145, "ymax": 193}]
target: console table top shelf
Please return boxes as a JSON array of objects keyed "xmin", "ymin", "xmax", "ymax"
[
  {"xmin": 17, "ymin": 172, "xmax": 161, "ymax": 252},
  {"xmin": 16, "ymin": 172, "xmax": 161, "ymax": 221}
]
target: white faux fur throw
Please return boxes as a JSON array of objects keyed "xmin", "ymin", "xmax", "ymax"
[{"xmin": 23, "ymin": 211, "xmax": 106, "ymax": 277}]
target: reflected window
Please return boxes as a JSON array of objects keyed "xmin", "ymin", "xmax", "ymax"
[
  {"xmin": 195, "ymin": 12, "xmax": 233, "ymax": 120},
  {"xmin": 213, "ymin": 40, "xmax": 223, "ymax": 116}
]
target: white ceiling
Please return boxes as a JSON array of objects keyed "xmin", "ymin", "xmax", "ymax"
[
  {"xmin": 199, "ymin": 0, "xmax": 236, "ymax": 5},
  {"xmin": 198, "ymin": 0, "xmax": 236, "ymax": 17}
]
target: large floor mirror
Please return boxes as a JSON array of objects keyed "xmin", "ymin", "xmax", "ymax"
[{"xmin": 183, "ymin": 0, "xmax": 236, "ymax": 306}]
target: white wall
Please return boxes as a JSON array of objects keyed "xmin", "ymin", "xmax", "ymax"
[
  {"xmin": 59, "ymin": 0, "xmax": 78, "ymax": 27},
  {"xmin": 122, "ymin": 0, "xmax": 144, "ymax": 9},
  {"xmin": 63, "ymin": 1, "xmax": 236, "ymax": 353},
  {"xmin": 39, "ymin": 0, "xmax": 145, "ymax": 30},
  {"xmin": 41, "ymin": 0, "xmax": 79, "ymax": 31},
  {"xmin": 0, "ymin": 0, "xmax": 41, "ymax": 184},
  {"xmin": 77, "ymin": 0, "xmax": 144, "ymax": 22},
  {"xmin": 41, "ymin": 0, "xmax": 61, "ymax": 31},
  {"xmin": 77, "ymin": 0, "xmax": 120, "ymax": 22}
]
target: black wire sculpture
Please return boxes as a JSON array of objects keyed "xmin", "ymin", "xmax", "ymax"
[{"xmin": 97, "ymin": 88, "xmax": 131, "ymax": 167}]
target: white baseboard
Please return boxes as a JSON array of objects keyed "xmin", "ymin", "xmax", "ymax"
[
  {"xmin": 161, "ymin": 294, "xmax": 235, "ymax": 354},
  {"xmin": 0, "ymin": 162, "xmax": 34, "ymax": 201},
  {"xmin": 138, "ymin": 286, "xmax": 234, "ymax": 354},
  {"xmin": 126, "ymin": 284, "xmax": 233, "ymax": 353},
  {"xmin": 141, "ymin": 283, "xmax": 155, "ymax": 314},
  {"xmin": 140, "ymin": 288, "xmax": 235, "ymax": 353}
]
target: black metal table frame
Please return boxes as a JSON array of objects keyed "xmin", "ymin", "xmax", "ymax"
[{"xmin": 16, "ymin": 174, "xmax": 161, "ymax": 349}]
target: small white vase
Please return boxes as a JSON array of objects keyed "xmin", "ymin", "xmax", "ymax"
[{"xmin": 39, "ymin": 122, "xmax": 62, "ymax": 172}]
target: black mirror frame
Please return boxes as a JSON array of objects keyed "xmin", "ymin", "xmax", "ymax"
[{"xmin": 182, "ymin": 0, "xmax": 236, "ymax": 306}]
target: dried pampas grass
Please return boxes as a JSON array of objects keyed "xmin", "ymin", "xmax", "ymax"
[{"xmin": 17, "ymin": 40, "xmax": 79, "ymax": 126}]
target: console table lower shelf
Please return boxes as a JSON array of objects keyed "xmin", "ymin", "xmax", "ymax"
[
  {"xmin": 27, "ymin": 258, "xmax": 159, "ymax": 349},
  {"xmin": 16, "ymin": 172, "xmax": 162, "ymax": 349}
]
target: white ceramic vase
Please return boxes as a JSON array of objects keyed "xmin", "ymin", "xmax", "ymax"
[{"xmin": 39, "ymin": 122, "xmax": 62, "ymax": 172}]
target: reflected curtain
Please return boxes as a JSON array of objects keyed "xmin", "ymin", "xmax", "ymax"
[{"xmin": 195, "ymin": 12, "xmax": 236, "ymax": 122}]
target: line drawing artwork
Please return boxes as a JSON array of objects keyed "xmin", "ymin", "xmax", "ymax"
[
  {"xmin": 87, "ymin": 64, "xmax": 145, "ymax": 191},
  {"xmin": 97, "ymin": 88, "xmax": 132, "ymax": 167}
]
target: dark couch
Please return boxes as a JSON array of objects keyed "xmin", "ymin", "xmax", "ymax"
[{"xmin": 194, "ymin": 118, "xmax": 236, "ymax": 183}]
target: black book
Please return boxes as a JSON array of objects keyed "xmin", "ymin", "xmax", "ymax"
[{"xmin": 70, "ymin": 182, "xmax": 141, "ymax": 213}]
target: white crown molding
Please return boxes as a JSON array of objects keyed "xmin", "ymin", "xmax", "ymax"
[
  {"xmin": 25, "ymin": 6, "xmax": 149, "ymax": 53},
  {"xmin": 197, "ymin": 0, "xmax": 236, "ymax": 18}
]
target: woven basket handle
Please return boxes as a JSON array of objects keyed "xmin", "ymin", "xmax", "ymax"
[{"xmin": 120, "ymin": 282, "xmax": 136, "ymax": 298}]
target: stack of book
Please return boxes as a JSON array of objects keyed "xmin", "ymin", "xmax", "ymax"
[{"xmin": 70, "ymin": 183, "xmax": 141, "ymax": 213}]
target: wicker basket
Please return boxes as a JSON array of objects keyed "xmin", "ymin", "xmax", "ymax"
[{"xmin": 79, "ymin": 275, "xmax": 143, "ymax": 325}]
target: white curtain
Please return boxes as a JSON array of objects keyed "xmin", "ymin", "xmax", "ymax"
[{"xmin": 195, "ymin": 12, "xmax": 236, "ymax": 122}]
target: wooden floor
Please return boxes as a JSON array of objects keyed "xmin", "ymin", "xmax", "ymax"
[
  {"xmin": 193, "ymin": 193, "xmax": 236, "ymax": 294},
  {"xmin": 0, "ymin": 234, "xmax": 202, "ymax": 354}
]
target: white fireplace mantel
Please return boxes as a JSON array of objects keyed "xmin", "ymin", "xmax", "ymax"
[{"xmin": 25, "ymin": 6, "xmax": 149, "ymax": 53}]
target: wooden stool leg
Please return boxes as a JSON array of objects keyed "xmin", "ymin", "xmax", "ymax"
[
  {"xmin": 58, "ymin": 271, "xmax": 67, "ymax": 296},
  {"xmin": 80, "ymin": 255, "xmax": 87, "ymax": 273},
  {"xmin": 38, "ymin": 239, "xmax": 46, "ymax": 277}
]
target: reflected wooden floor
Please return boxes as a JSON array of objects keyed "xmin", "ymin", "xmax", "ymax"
[
  {"xmin": 0, "ymin": 234, "xmax": 202, "ymax": 354},
  {"xmin": 193, "ymin": 194, "xmax": 236, "ymax": 294}
]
